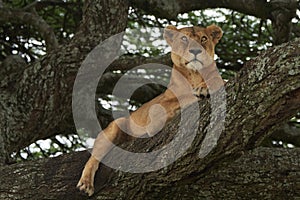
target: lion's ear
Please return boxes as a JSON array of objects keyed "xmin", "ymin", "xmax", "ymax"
[
  {"xmin": 206, "ymin": 24, "xmax": 223, "ymax": 44},
  {"xmin": 164, "ymin": 25, "xmax": 178, "ymax": 46}
]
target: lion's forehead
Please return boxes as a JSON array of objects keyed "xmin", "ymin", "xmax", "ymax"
[{"xmin": 178, "ymin": 27, "xmax": 209, "ymax": 40}]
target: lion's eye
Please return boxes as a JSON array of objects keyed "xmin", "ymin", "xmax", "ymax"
[
  {"xmin": 201, "ymin": 36, "xmax": 208, "ymax": 43},
  {"xmin": 181, "ymin": 36, "xmax": 188, "ymax": 42}
]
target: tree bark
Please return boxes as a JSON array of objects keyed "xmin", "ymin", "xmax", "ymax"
[
  {"xmin": 0, "ymin": 0, "xmax": 129, "ymax": 164},
  {"xmin": 0, "ymin": 147, "xmax": 299, "ymax": 199},
  {"xmin": 0, "ymin": 38, "xmax": 299, "ymax": 199}
]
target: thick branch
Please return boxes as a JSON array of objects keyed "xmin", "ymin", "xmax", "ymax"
[
  {"xmin": 23, "ymin": 0, "xmax": 80, "ymax": 11},
  {"xmin": 0, "ymin": 8, "xmax": 58, "ymax": 52},
  {"xmin": 108, "ymin": 53, "xmax": 172, "ymax": 72},
  {"xmin": 0, "ymin": 148, "xmax": 299, "ymax": 199},
  {"xmin": 129, "ymin": 0, "xmax": 271, "ymax": 20},
  {"xmin": 130, "ymin": 0, "xmax": 298, "ymax": 44}
]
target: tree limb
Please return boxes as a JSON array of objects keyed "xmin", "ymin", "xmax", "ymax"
[
  {"xmin": 129, "ymin": 0, "xmax": 298, "ymax": 44},
  {"xmin": 0, "ymin": 147, "xmax": 299, "ymax": 199},
  {"xmin": 23, "ymin": 0, "xmax": 80, "ymax": 11},
  {"xmin": 0, "ymin": 7, "xmax": 59, "ymax": 52},
  {"xmin": 108, "ymin": 53, "xmax": 172, "ymax": 72},
  {"xmin": 129, "ymin": 0, "xmax": 272, "ymax": 20}
]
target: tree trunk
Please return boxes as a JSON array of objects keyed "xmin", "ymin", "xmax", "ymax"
[
  {"xmin": 0, "ymin": 0, "xmax": 129, "ymax": 163},
  {"xmin": 0, "ymin": 38, "xmax": 299, "ymax": 199}
]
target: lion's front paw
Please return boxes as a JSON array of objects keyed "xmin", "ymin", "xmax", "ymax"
[
  {"xmin": 77, "ymin": 171, "xmax": 95, "ymax": 196},
  {"xmin": 193, "ymin": 87, "xmax": 210, "ymax": 99}
]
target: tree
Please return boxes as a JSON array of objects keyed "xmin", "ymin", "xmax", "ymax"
[{"xmin": 0, "ymin": 0, "xmax": 299, "ymax": 199}]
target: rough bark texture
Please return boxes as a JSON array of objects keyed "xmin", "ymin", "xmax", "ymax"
[
  {"xmin": 0, "ymin": 0, "xmax": 129, "ymax": 164},
  {"xmin": 0, "ymin": 147, "xmax": 299, "ymax": 200}
]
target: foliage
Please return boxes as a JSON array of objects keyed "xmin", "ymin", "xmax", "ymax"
[
  {"xmin": 12, "ymin": 134, "xmax": 86, "ymax": 162},
  {"xmin": 0, "ymin": 0, "xmax": 82, "ymax": 62}
]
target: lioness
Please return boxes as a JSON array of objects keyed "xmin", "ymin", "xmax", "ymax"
[{"xmin": 77, "ymin": 24, "xmax": 223, "ymax": 196}]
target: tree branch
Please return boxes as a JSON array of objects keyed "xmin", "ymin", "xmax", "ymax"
[
  {"xmin": 23, "ymin": 0, "xmax": 80, "ymax": 11},
  {"xmin": 0, "ymin": 147, "xmax": 299, "ymax": 199},
  {"xmin": 129, "ymin": 0, "xmax": 272, "ymax": 20},
  {"xmin": 108, "ymin": 53, "xmax": 172, "ymax": 72},
  {"xmin": 0, "ymin": 7, "xmax": 58, "ymax": 52},
  {"xmin": 129, "ymin": 0, "xmax": 298, "ymax": 44}
]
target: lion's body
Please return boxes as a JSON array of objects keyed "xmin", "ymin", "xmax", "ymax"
[{"xmin": 77, "ymin": 24, "xmax": 223, "ymax": 196}]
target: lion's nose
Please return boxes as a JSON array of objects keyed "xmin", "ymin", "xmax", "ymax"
[{"xmin": 189, "ymin": 49, "xmax": 202, "ymax": 56}]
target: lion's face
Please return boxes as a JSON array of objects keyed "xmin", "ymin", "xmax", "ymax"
[{"xmin": 164, "ymin": 25, "xmax": 222, "ymax": 71}]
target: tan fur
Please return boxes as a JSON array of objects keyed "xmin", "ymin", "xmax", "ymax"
[{"xmin": 77, "ymin": 24, "xmax": 223, "ymax": 196}]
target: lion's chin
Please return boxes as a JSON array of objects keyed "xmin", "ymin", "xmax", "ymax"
[{"xmin": 186, "ymin": 60, "xmax": 204, "ymax": 71}]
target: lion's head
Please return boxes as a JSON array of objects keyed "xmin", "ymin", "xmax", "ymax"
[{"xmin": 164, "ymin": 25, "xmax": 222, "ymax": 71}]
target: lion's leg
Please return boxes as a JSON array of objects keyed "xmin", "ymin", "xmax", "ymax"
[
  {"xmin": 76, "ymin": 155, "xmax": 99, "ymax": 196},
  {"xmin": 77, "ymin": 117, "xmax": 127, "ymax": 196}
]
